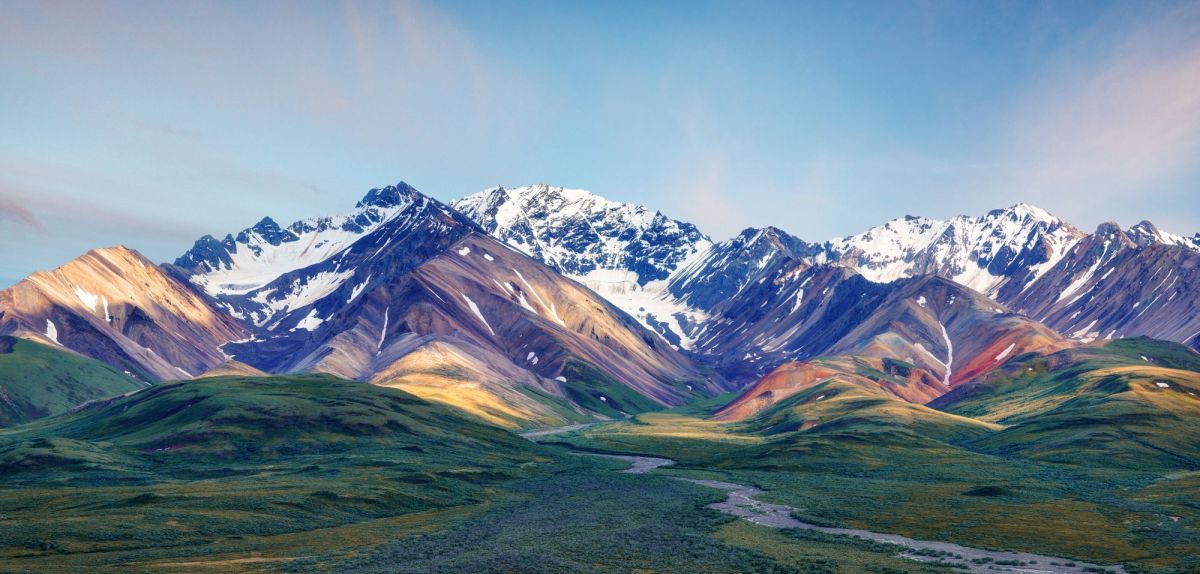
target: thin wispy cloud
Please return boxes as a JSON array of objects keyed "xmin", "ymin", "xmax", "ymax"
[
  {"xmin": 0, "ymin": 194, "xmax": 46, "ymax": 234},
  {"xmin": 1000, "ymin": 2, "xmax": 1200, "ymax": 231}
]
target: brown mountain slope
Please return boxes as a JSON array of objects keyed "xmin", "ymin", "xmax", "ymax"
[
  {"xmin": 0, "ymin": 247, "xmax": 246, "ymax": 381},
  {"xmin": 714, "ymin": 355, "xmax": 946, "ymax": 422}
]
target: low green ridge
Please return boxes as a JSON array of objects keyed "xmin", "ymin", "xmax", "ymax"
[{"xmin": 0, "ymin": 335, "xmax": 144, "ymax": 427}]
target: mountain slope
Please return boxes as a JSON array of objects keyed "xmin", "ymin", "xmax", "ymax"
[
  {"xmin": 1001, "ymin": 222, "xmax": 1200, "ymax": 350},
  {"xmin": 713, "ymin": 355, "xmax": 947, "ymax": 422},
  {"xmin": 0, "ymin": 336, "xmax": 144, "ymax": 426},
  {"xmin": 822, "ymin": 204, "xmax": 1085, "ymax": 296},
  {"xmin": 173, "ymin": 183, "xmax": 725, "ymax": 427},
  {"xmin": 453, "ymin": 185, "xmax": 712, "ymax": 348},
  {"xmin": 720, "ymin": 376, "xmax": 1001, "ymax": 442},
  {"xmin": 173, "ymin": 182, "xmax": 481, "ymax": 334},
  {"xmin": 0, "ymin": 246, "xmax": 247, "ymax": 381},
  {"xmin": 667, "ymin": 226, "xmax": 820, "ymax": 313},
  {"xmin": 931, "ymin": 338, "xmax": 1200, "ymax": 470},
  {"xmin": 691, "ymin": 256, "xmax": 1063, "ymax": 386}
]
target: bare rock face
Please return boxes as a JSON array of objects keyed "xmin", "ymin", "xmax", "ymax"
[
  {"xmin": 452, "ymin": 185, "xmax": 713, "ymax": 349},
  {"xmin": 688, "ymin": 256, "xmax": 1063, "ymax": 388},
  {"xmin": 0, "ymin": 246, "xmax": 247, "ymax": 381},
  {"xmin": 170, "ymin": 183, "xmax": 725, "ymax": 426},
  {"xmin": 1000, "ymin": 222, "xmax": 1200, "ymax": 350}
]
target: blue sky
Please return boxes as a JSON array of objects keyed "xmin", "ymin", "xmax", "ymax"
[{"xmin": 2, "ymin": 0, "xmax": 1199, "ymax": 284}]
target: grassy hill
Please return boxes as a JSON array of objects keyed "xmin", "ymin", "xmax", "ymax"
[
  {"xmin": 0, "ymin": 374, "xmax": 973, "ymax": 574},
  {"xmin": 724, "ymin": 374, "xmax": 999, "ymax": 443},
  {"xmin": 0, "ymin": 335, "xmax": 144, "ymax": 427},
  {"xmin": 548, "ymin": 341, "xmax": 1200, "ymax": 571},
  {"xmin": 933, "ymin": 338, "xmax": 1200, "ymax": 471},
  {"xmin": 0, "ymin": 374, "xmax": 552, "ymax": 571}
]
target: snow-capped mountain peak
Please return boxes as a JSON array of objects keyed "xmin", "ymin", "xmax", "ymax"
[
  {"xmin": 452, "ymin": 184, "xmax": 713, "ymax": 348},
  {"xmin": 452, "ymin": 184, "xmax": 706, "ymax": 284},
  {"xmin": 174, "ymin": 181, "xmax": 477, "ymax": 329},
  {"xmin": 356, "ymin": 181, "xmax": 423, "ymax": 209},
  {"xmin": 1126, "ymin": 220, "xmax": 1200, "ymax": 250},
  {"xmin": 826, "ymin": 203, "xmax": 1085, "ymax": 295},
  {"xmin": 175, "ymin": 182, "xmax": 435, "ymax": 297}
]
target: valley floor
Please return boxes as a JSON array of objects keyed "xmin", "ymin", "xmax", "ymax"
[
  {"xmin": 540, "ymin": 411, "xmax": 1200, "ymax": 574},
  {"xmin": 0, "ymin": 390, "xmax": 1195, "ymax": 573}
]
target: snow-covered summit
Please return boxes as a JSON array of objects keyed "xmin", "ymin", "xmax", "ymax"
[
  {"xmin": 174, "ymin": 181, "xmax": 477, "ymax": 329},
  {"xmin": 176, "ymin": 182, "xmax": 432, "ymax": 297},
  {"xmin": 824, "ymin": 203, "xmax": 1085, "ymax": 295},
  {"xmin": 1126, "ymin": 220, "xmax": 1200, "ymax": 250},
  {"xmin": 452, "ymin": 184, "xmax": 711, "ymax": 286},
  {"xmin": 452, "ymin": 184, "xmax": 712, "ymax": 348}
]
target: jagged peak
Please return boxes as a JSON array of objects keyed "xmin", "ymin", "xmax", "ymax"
[
  {"xmin": 1129, "ymin": 220, "xmax": 1160, "ymax": 235},
  {"xmin": 1094, "ymin": 220, "xmax": 1122, "ymax": 233},
  {"xmin": 250, "ymin": 216, "xmax": 281, "ymax": 233},
  {"xmin": 356, "ymin": 181, "xmax": 421, "ymax": 209},
  {"xmin": 988, "ymin": 202, "xmax": 1059, "ymax": 223}
]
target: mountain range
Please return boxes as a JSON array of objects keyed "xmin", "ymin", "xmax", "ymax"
[
  {"xmin": 2, "ymin": 179, "xmax": 1198, "ymax": 573},
  {"xmin": 1, "ymin": 180, "xmax": 1197, "ymax": 430}
]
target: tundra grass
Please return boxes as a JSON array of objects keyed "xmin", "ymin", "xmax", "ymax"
[
  {"xmin": 332, "ymin": 453, "xmax": 960, "ymax": 574},
  {"xmin": 552, "ymin": 411, "xmax": 1200, "ymax": 572},
  {"xmin": 0, "ymin": 336, "xmax": 144, "ymax": 426}
]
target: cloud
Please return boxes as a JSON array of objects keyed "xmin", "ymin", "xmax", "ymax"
[
  {"xmin": 664, "ymin": 151, "xmax": 754, "ymax": 239},
  {"xmin": 0, "ymin": 194, "xmax": 46, "ymax": 233},
  {"xmin": 0, "ymin": 164, "xmax": 212, "ymax": 243},
  {"xmin": 1002, "ymin": 4, "xmax": 1200, "ymax": 215}
]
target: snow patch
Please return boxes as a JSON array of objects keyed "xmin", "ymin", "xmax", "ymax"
[
  {"xmin": 457, "ymin": 246, "xmax": 471, "ymax": 256},
  {"xmin": 461, "ymin": 294, "xmax": 496, "ymax": 336},
  {"xmin": 347, "ymin": 275, "xmax": 372, "ymax": 303},
  {"xmin": 994, "ymin": 343, "xmax": 1016, "ymax": 362},
  {"xmin": 73, "ymin": 287, "xmax": 99, "ymax": 312},
  {"xmin": 45, "ymin": 319, "xmax": 60, "ymax": 345},
  {"xmin": 291, "ymin": 309, "xmax": 324, "ymax": 331},
  {"xmin": 377, "ymin": 306, "xmax": 389, "ymax": 355}
]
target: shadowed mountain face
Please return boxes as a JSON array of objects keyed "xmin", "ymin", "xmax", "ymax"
[
  {"xmin": 686, "ymin": 260, "xmax": 1063, "ymax": 387},
  {"xmin": 1000, "ymin": 223, "xmax": 1200, "ymax": 349}
]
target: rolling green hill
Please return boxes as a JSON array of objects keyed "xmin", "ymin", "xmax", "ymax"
[
  {"xmin": 728, "ymin": 377, "xmax": 1000, "ymax": 443},
  {"xmin": 1, "ymin": 374, "xmax": 541, "ymax": 472},
  {"xmin": 0, "ymin": 335, "xmax": 144, "ymax": 427},
  {"xmin": 932, "ymin": 338, "xmax": 1200, "ymax": 470},
  {"xmin": 0, "ymin": 374, "xmax": 551, "ymax": 571},
  {"xmin": 548, "ymin": 339, "xmax": 1200, "ymax": 570}
]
